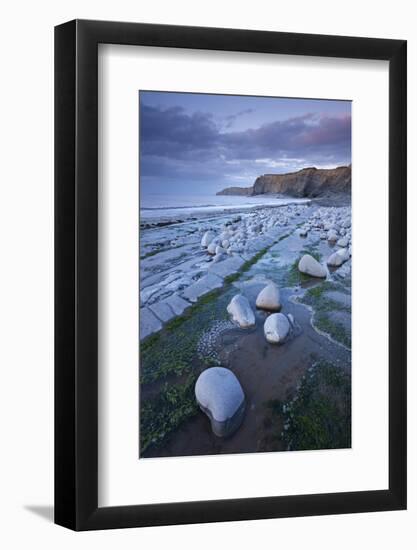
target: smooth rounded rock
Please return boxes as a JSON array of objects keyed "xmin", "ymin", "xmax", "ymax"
[
  {"xmin": 337, "ymin": 248, "xmax": 350, "ymax": 262},
  {"xmin": 327, "ymin": 229, "xmax": 338, "ymax": 243},
  {"xmin": 256, "ymin": 282, "xmax": 281, "ymax": 312},
  {"xmin": 298, "ymin": 254, "xmax": 327, "ymax": 278},
  {"xmin": 327, "ymin": 251, "xmax": 344, "ymax": 267},
  {"xmin": 207, "ymin": 240, "xmax": 220, "ymax": 255},
  {"xmin": 337, "ymin": 237, "xmax": 349, "ymax": 248},
  {"xmin": 227, "ymin": 294, "xmax": 255, "ymax": 328},
  {"xmin": 195, "ymin": 367, "xmax": 245, "ymax": 437},
  {"xmin": 264, "ymin": 313, "xmax": 290, "ymax": 344},
  {"xmin": 327, "ymin": 248, "xmax": 350, "ymax": 267},
  {"xmin": 201, "ymin": 231, "xmax": 215, "ymax": 248}
]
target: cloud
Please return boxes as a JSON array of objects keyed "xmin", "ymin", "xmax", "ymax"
[
  {"xmin": 224, "ymin": 108, "xmax": 254, "ymax": 129},
  {"xmin": 139, "ymin": 103, "xmax": 351, "ymax": 187}
]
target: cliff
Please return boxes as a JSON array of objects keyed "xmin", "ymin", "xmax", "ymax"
[
  {"xmin": 216, "ymin": 186, "xmax": 253, "ymax": 196},
  {"xmin": 217, "ymin": 165, "xmax": 351, "ymax": 198}
]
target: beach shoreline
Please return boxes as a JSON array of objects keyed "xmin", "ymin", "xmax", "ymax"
[{"xmin": 139, "ymin": 194, "xmax": 352, "ymax": 458}]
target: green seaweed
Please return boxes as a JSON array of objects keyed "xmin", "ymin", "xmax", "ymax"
[
  {"xmin": 267, "ymin": 361, "xmax": 351, "ymax": 451},
  {"xmin": 299, "ymin": 281, "xmax": 351, "ymax": 348},
  {"xmin": 139, "ymin": 229, "xmax": 294, "ymax": 449},
  {"xmin": 315, "ymin": 313, "xmax": 351, "ymax": 348},
  {"xmin": 140, "ymin": 374, "xmax": 199, "ymax": 454},
  {"xmin": 285, "ymin": 243, "xmax": 324, "ymax": 286},
  {"xmin": 140, "ymin": 289, "xmax": 229, "ymax": 384}
]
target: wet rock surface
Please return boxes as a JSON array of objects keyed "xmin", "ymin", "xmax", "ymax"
[{"xmin": 140, "ymin": 201, "xmax": 352, "ymax": 457}]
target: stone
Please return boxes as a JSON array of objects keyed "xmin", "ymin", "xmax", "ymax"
[
  {"xmin": 298, "ymin": 254, "xmax": 327, "ymax": 278},
  {"xmin": 195, "ymin": 367, "xmax": 245, "ymax": 437},
  {"xmin": 201, "ymin": 231, "xmax": 215, "ymax": 248},
  {"xmin": 149, "ymin": 300, "xmax": 175, "ymax": 323},
  {"xmin": 215, "ymin": 245, "xmax": 226, "ymax": 255},
  {"xmin": 327, "ymin": 229, "xmax": 338, "ymax": 242},
  {"xmin": 255, "ymin": 282, "xmax": 281, "ymax": 311},
  {"xmin": 164, "ymin": 294, "xmax": 191, "ymax": 316},
  {"xmin": 207, "ymin": 241, "xmax": 218, "ymax": 255},
  {"xmin": 327, "ymin": 251, "xmax": 344, "ymax": 267},
  {"xmin": 222, "ymin": 239, "xmax": 230, "ymax": 249},
  {"xmin": 208, "ymin": 255, "xmax": 245, "ymax": 278},
  {"xmin": 264, "ymin": 313, "xmax": 290, "ymax": 344},
  {"xmin": 336, "ymin": 248, "xmax": 350, "ymax": 262},
  {"xmin": 227, "ymin": 294, "xmax": 255, "ymax": 328},
  {"xmin": 327, "ymin": 248, "xmax": 350, "ymax": 267},
  {"xmin": 337, "ymin": 237, "xmax": 349, "ymax": 248},
  {"xmin": 182, "ymin": 273, "xmax": 223, "ymax": 303},
  {"xmin": 140, "ymin": 307, "xmax": 163, "ymax": 340}
]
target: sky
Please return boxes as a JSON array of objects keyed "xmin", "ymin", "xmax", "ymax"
[{"xmin": 139, "ymin": 91, "xmax": 351, "ymax": 196}]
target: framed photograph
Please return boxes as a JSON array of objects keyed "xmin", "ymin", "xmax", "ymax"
[{"xmin": 55, "ymin": 20, "xmax": 407, "ymax": 530}]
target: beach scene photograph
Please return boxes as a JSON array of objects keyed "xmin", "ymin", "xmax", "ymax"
[{"xmin": 139, "ymin": 91, "xmax": 352, "ymax": 459}]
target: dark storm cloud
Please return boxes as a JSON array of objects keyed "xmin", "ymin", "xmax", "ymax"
[
  {"xmin": 140, "ymin": 104, "xmax": 218, "ymax": 160},
  {"xmin": 140, "ymin": 103, "xmax": 351, "ymax": 182}
]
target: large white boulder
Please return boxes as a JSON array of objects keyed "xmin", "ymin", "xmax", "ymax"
[
  {"xmin": 256, "ymin": 282, "xmax": 281, "ymax": 312},
  {"xmin": 264, "ymin": 313, "xmax": 290, "ymax": 344},
  {"xmin": 298, "ymin": 254, "xmax": 327, "ymax": 278},
  {"xmin": 207, "ymin": 239, "xmax": 220, "ymax": 255},
  {"xmin": 227, "ymin": 294, "xmax": 255, "ymax": 328},
  {"xmin": 327, "ymin": 248, "xmax": 350, "ymax": 267},
  {"xmin": 337, "ymin": 248, "xmax": 350, "ymax": 262},
  {"xmin": 195, "ymin": 367, "xmax": 245, "ymax": 437},
  {"xmin": 201, "ymin": 231, "xmax": 216, "ymax": 248},
  {"xmin": 327, "ymin": 251, "xmax": 344, "ymax": 267}
]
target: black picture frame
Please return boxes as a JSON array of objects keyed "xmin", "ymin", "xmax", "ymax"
[{"xmin": 55, "ymin": 19, "xmax": 407, "ymax": 531}]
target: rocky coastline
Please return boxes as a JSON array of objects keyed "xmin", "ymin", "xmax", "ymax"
[
  {"xmin": 217, "ymin": 165, "xmax": 351, "ymax": 199},
  {"xmin": 140, "ymin": 196, "xmax": 352, "ymax": 457}
]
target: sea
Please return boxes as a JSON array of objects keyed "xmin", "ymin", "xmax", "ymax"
[{"xmin": 140, "ymin": 193, "xmax": 310, "ymax": 221}]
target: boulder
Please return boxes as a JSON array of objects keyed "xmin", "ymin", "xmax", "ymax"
[
  {"xmin": 255, "ymin": 282, "xmax": 281, "ymax": 311},
  {"xmin": 337, "ymin": 248, "xmax": 350, "ymax": 262},
  {"xmin": 201, "ymin": 231, "xmax": 215, "ymax": 248},
  {"xmin": 195, "ymin": 367, "xmax": 245, "ymax": 437},
  {"xmin": 327, "ymin": 229, "xmax": 338, "ymax": 243},
  {"xmin": 264, "ymin": 313, "xmax": 290, "ymax": 344},
  {"xmin": 227, "ymin": 294, "xmax": 255, "ymax": 328},
  {"xmin": 327, "ymin": 248, "xmax": 350, "ymax": 267},
  {"xmin": 298, "ymin": 254, "xmax": 327, "ymax": 278},
  {"xmin": 207, "ymin": 241, "xmax": 219, "ymax": 255},
  {"xmin": 327, "ymin": 251, "xmax": 344, "ymax": 267},
  {"xmin": 337, "ymin": 237, "xmax": 349, "ymax": 248}
]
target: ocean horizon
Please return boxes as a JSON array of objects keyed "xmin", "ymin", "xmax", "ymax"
[{"xmin": 140, "ymin": 192, "xmax": 310, "ymax": 220}]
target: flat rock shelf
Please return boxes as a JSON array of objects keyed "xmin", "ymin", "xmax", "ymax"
[{"xmin": 139, "ymin": 200, "xmax": 352, "ymax": 458}]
